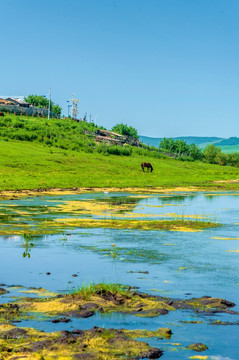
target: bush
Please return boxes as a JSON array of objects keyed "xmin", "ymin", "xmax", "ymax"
[
  {"xmin": 106, "ymin": 145, "xmax": 131, "ymax": 156},
  {"xmin": 215, "ymin": 152, "xmax": 228, "ymax": 166}
]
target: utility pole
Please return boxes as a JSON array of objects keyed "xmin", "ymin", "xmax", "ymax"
[
  {"xmin": 48, "ymin": 88, "xmax": 51, "ymax": 120},
  {"xmin": 66, "ymin": 101, "xmax": 72, "ymax": 117}
]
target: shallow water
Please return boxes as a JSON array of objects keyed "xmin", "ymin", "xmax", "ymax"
[{"xmin": 1, "ymin": 191, "xmax": 239, "ymax": 359}]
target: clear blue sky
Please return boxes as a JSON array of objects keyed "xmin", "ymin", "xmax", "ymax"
[{"xmin": 1, "ymin": 0, "xmax": 239, "ymax": 138}]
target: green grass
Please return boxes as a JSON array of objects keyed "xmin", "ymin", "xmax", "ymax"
[
  {"xmin": 0, "ymin": 139, "xmax": 239, "ymax": 191},
  {"xmin": 71, "ymin": 282, "xmax": 129, "ymax": 300},
  {"xmin": 218, "ymin": 145, "xmax": 239, "ymax": 153},
  {"xmin": 0, "ymin": 113, "xmax": 239, "ymax": 191}
]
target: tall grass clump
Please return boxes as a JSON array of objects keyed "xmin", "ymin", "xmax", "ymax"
[{"xmin": 71, "ymin": 282, "xmax": 130, "ymax": 300}]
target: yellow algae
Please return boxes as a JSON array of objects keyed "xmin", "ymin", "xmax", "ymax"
[
  {"xmin": 124, "ymin": 327, "xmax": 172, "ymax": 339},
  {"xmin": 226, "ymin": 249, "xmax": 239, "ymax": 252},
  {"xmin": 7, "ymin": 285, "xmax": 24, "ymax": 290},
  {"xmin": 171, "ymin": 227, "xmax": 201, "ymax": 232},
  {"xmin": 14, "ymin": 210, "xmax": 31, "ymax": 215},
  {"xmin": 211, "ymin": 237, "xmax": 239, "ymax": 240},
  {"xmin": 53, "ymin": 218, "xmax": 216, "ymax": 232},
  {"xmin": 189, "ymin": 356, "xmax": 209, "ymax": 360},
  {"xmin": 19, "ymin": 288, "xmax": 57, "ymax": 297},
  {"xmin": 163, "ymin": 243, "xmax": 177, "ymax": 246},
  {"xmin": 144, "ymin": 204, "xmax": 184, "ymax": 207},
  {"xmin": 0, "ymin": 324, "xmax": 164, "ymax": 360},
  {"xmin": 0, "ymin": 186, "xmax": 206, "ymax": 201},
  {"xmin": 0, "ymin": 323, "xmax": 15, "ymax": 332},
  {"xmin": 129, "ymin": 195, "xmax": 154, "ymax": 198},
  {"xmin": 159, "ymin": 213, "xmax": 208, "ymax": 219},
  {"xmin": 22, "ymin": 298, "xmax": 78, "ymax": 314},
  {"xmin": 39, "ymin": 197, "xmax": 148, "ymax": 220},
  {"xmin": 142, "ymin": 204, "xmax": 164, "ymax": 208},
  {"xmin": 104, "ymin": 212, "xmax": 162, "ymax": 218}
]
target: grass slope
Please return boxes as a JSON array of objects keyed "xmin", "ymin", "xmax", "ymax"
[{"xmin": 1, "ymin": 140, "xmax": 239, "ymax": 191}]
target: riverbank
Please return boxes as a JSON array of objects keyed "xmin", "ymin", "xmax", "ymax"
[
  {"xmin": 1, "ymin": 185, "xmax": 239, "ymax": 201},
  {"xmin": 0, "ymin": 186, "xmax": 204, "ymax": 199}
]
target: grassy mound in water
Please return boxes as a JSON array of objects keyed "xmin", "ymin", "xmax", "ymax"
[{"xmin": 3, "ymin": 283, "xmax": 234, "ymax": 322}]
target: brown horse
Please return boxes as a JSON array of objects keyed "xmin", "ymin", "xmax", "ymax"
[{"xmin": 141, "ymin": 162, "xmax": 153, "ymax": 172}]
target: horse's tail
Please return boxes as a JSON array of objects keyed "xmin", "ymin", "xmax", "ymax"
[
  {"xmin": 141, "ymin": 163, "xmax": 144, "ymax": 170},
  {"xmin": 150, "ymin": 164, "xmax": 153, "ymax": 172}
]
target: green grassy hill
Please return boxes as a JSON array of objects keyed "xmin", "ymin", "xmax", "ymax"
[
  {"xmin": 0, "ymin": 114, "xmax": 239, "ymax": 191},
  {"xmin": 1, "ymin": 139, "xmax": 239, "ymax": 191}
]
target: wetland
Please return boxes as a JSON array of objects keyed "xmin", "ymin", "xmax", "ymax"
[{"xmin": 0, "ymin": 190, "xmax": 239, "ymax": 359}]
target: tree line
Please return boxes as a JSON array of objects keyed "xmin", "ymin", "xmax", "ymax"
[
  {"xmin": 159, "ymin": 137, "xmax": 239, "ymax": 166},
  {"xmin": 24, "ymin": 95, "xmax": 62, "ymax": 116}
]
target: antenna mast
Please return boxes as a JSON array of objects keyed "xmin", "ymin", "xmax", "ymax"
[{"xmin": 70, "ymin": 94, "xmax": 80, "ymax": 120}]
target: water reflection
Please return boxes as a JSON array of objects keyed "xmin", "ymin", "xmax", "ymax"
[{"xmin": 159, "ymin": 193, "xmax": 198, "ymax": 203}]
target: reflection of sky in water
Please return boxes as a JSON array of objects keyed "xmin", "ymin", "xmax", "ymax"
[{"xmin": 0, "ymin": 192, "xmax": 239, "ymax": 359}]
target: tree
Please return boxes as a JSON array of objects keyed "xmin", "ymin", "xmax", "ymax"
[
  {"xmin": 159, "ymin": 137, "xmax": 169, "ymax": 151},
  {"xmin": 174, "ymin": 139, "xmax": 188, "ymax": 155},
  {"xmin": 189, "ymin": 143, "xmax": 203, "ymax": 160},
  {"xmin": 111, "ymin": 123, "xmax": 138, "ymax": 139},
  {"xmin": 24, "ymin": 95, "xmax": 62, "ymax": 116},
  {"xmin": 203, "ymin": 144, "xmax": 221, "ymax": 164}
]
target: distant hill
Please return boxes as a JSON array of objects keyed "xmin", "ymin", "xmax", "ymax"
[
  {"xmin": 139, "ymin": 136, "xmax": 162, "ymax": 147},
  {"xmin": 139, "ymin": 136, "xmax": 223, "ymax": 148},
  {"xmin": 218, "ymin": 137, "xmax": 239, "ymax": 146}
]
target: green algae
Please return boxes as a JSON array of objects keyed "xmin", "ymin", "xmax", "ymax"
[
  {"xmin": 186, "ymin": 343, "xmax": 209, "ymax": 352},
  {"xmin": 79, "ymin": 244, "xmax": 166, "ymax": 263}
]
